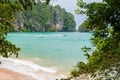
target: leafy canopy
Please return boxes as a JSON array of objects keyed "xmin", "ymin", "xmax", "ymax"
[
  {"xmin": 78, "ymin": 20, "xmax": 90, "ymax": 32},
  {"xmin": 14, "ymin": 2, "xmax": 76, "ymax": 32},
  {"xmin": 69, "ymin": 0, "xmax": 120, "ymax": 79},
  {"xmin": 0, "ymin": 0, "xmax": 50, "ymax": 58}
]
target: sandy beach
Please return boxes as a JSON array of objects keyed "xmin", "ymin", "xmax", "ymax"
[
  {"xmin": 0, "ymin": 68, "xmax": 35, "ymax": 80},
  {"xmin": 0, "ymin": 57, "xmax": 67, "ymax": 80}
]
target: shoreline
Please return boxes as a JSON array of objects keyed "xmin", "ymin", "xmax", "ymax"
[
  {"xmin": 0, "ymin": 57, "xmax": 67, "ymax": 80},
  {"xmin": 0, "ymin": 68, "xmax": 35, "ymax": 80}
]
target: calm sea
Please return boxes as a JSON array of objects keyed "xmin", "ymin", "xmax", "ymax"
[{"xmin": 6, "ymin": 32, "xmax": 92, "ymax": 76}]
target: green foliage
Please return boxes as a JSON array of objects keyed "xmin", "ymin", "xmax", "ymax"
[
  {"xmin": 78, "ymin": 20, "xmax": 90, "ymax": 32},
  {"xmin": 0, "ymin": 0, "xmax": 50, "ymax": 58},
  {"xmin": 14, "ymin": 2, "xmax": 76, "ymax": 32},
  {"xmin": 69, "ymin": 0, "xmax": 120, "ymax": 79},
  {"xmin": 76, "ymin": 62, "xmax": 88, "ymax": 74},
  {"xmin": 0, "ymin": 0, "xmax": 22, "ymax": 58},
  {"xmin": 20, "ymin": 26, "xmax": 28, "ymax": 32},
  {"xmin": 71, "ymin": 69, "xmax": 79, "ymax": 77},
  {"xmin": 64, "ymin": 12, "xmax": 76, "ymax": 31},
  {"xmin": 48, "ymin": 26, "xmax": 57, "ymax": 32},
  {"xmin": 0, "ymin": 34, "xmax": 20, "ymax": 57},
  {"xmin": 81, "ymin": 46, "xmax": 91, "ymax": 59}
]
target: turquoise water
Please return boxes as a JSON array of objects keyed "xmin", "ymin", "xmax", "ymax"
[{"xmin": 7, "ymin": 32, "xmax": 92, "ymax": 73}]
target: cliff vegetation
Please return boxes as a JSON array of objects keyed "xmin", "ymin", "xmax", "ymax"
[{"xmin": 14, "ymin": 1, "xmax": 76, "ymax": 32}]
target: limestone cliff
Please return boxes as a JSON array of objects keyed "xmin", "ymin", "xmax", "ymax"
[{"xmin": 14, "ymin": 2, "xmax": 76, "ymax": 32}]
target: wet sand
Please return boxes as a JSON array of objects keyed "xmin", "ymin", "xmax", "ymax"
[{"xmin": 0, "ymin": 68, "xmax": 35, "ymax": 80}]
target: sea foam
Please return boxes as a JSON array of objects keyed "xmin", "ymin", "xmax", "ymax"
[
  {"xmin": 0, "ymin": 57, "xmax": 65, "ymax": 80},
  {"xmin": 22, "ymin": 34, "xmax": 64, "ymax": 37}
]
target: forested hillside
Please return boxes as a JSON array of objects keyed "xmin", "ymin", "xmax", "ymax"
[
  {"xmin": 14, "ymin": 1, "xmax": 76, "ymax": 32},
  {"xmin": 78, "ymin": 20, "xmax": 90, "ymax": 32}
]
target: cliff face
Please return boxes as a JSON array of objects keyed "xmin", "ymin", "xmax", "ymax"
[
  {"xmin": 55, "ymin": 10, "xmax": 64, "ymax": 31},
  {"xmin": 14, "ymin": 12, "xmax": 25, "ymax": 31},
  {"xmin": 14, "ymin": 2, "xmax": 76, "ymax": 32}
]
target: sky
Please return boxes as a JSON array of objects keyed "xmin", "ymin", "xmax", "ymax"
[{"xmin": 51, "ymin": 0, "xmax": 102, "ymax": 30}]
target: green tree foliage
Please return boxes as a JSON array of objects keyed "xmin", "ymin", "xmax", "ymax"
[
  {"xmin": 0, "ymin": 0, "xmax": 50, "ymax": 58},
  {"xmin": 14, "ymin": 2, "xmax": 76, "ymax": 32},
  {"xmin": 48, "ymin": 26, "xmax": 57, "ymax": 32},
  {"xmin": 78, "ymin": 20, "xmax": 90, "ymax": 32},
  {"xmin": 64, "ymin": 12, "xmax": 76, "ymax": 31},
  {"xmin": 68, "ymin": 0, "xmax": 120, "ymax": 79}
]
